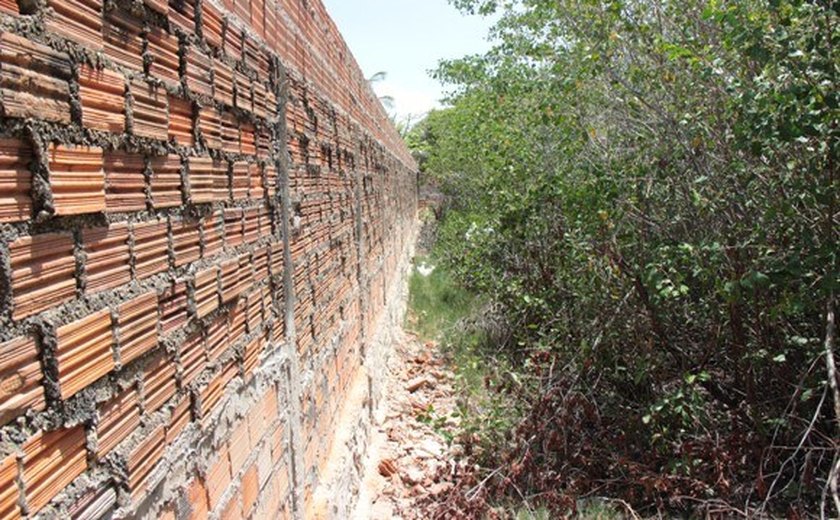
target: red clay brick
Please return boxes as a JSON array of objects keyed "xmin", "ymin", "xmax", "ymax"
[
  {"xmin": 0, "ymin": 336, "xmax": 45, "ymax": 426},
  {"xmin": 168, "ymin": 0, "xmax": 197, "ymax": 35},
  {"xmin": 227, "ymin": 298, "xmax": 246, "ymax": 346},
  {"xmin": 245, "ymin": 288, "xmax": 263, "ymax": 332},
  {"xmin": 221, "ymin": 112, "xmax": 240, "ymax": 154},
  {"xmin": 224, "ymin": 208, "xmax": 243, "ymax": 249},
  {"xmin": 249, "ymin": 0, "xmax": 265, "ymax": 36},
  {"xmin": 201, "ymin": 2, "xmax": 223, "ymax": 49},
  {"xmin": 103, "ymin": 7, "xmax": 144, "ymax": 72},
  {"xmin": 213, "ymin": 60, "xmax": 234, "ymax": 107},
  {"xmin": 166, "ymin": 395, "xmax": 191, "ymax": 443},
  {"xmin": 171, "ymin": 218, "xmax": 201, "ymax": 267},
  {"xmin": 265, "ymin": 164, "xmax": 277, "ymax": 197},
  {"xmin": 194, "ymin": 266, "xmax": 219, "ymax": 319},
  {"xmin": 206, "ymin": 314, "xmax": 228, "ymax": 362},
  {"xmin": 270, "ymin": 420, "xmax": 285, "ymax": 464},
  {"xmin": 185, "ymin": 46, "xmax": 212, "ymax": 98},
  {"xmin": 0, "ymin": 453, "xmax": 18, "ymax": 519},
  {"xmin": 117, "ymin": 292, "xmax": 159, "ymax": 366},
  {"xmin": 187, "ymin": 478, "xmax": 209, "ymax": 519},
  {"xmin": 45, "ymin": 0, "xmax": 102, "ymax": 49},
  {"xmin": 244, "ymin": 39, "xmax": 268, "ymax": 78},
  {"xmin": 9, "ymin": 232, "xmax": 76, "ymax": 320},
  {"xmin": 132, "ymin": 219, "xmax": 169, "ymax": 280},
  {"xmin": 256, "ymin": 127, "xmax": 271, "ymax": 160},
  {"xmin": 159, "ymin": 279, "xmax": 188, "ymax": 336},
  {"xmin": 142, "ymin": 352, "xmax": 176, "ymax": 414},
  {"xmin": 204, "ymin": 446, "xmax": 231, "ymax": 510},
  {"xmin": 232, "ymin": 0, "xmax": 249, "ymax": 27},
  {"xmin": 269, "ymin": 241, "xmax": 284, "ymax": 278},
  {"xmin": 219, "ymin": 259, "xmax": 238, "ymax": 306},
  {"xmin": 0, "ymin": 0, "xmax": 15, "ymax": 15},
  {"xmin": 263, "ymin": 0, "xmax": 277, "ymax": 49},
  {"xmin": 258, "ymin": 205, "xmax": 272, "ymax": 239},
  {"xmin": 233, "ymin": 72, "xmax": 251, "ymax": 113},
  {"xmin": 167, "ymin": 95, "xmax": 194, "ymax": 147},
  {"xmin": 252, "ymin": 82, "xmax": 269, "ymax": 121},
  {"xmin": 187, "ymin": 156, "xmax": 226, "ymax": 204},
  {"xmin": 200, "ymin": 359, "xmax": 237, "ymax": 426},
  {"xmin": 0, "ymin": 138, "xmax": 31, "ymax": 223},
  {"xmin": 126, "ymin": 424, "xmax": 165, "ymax": 501},
  {"xmin": 254, "ymin": 244, "xmax": 269, "ymax": 282},
  {"xmin": 241, "ymin": 463, "xmax": 258, "ymax": 517},
  {"xmin": 103, "ymin": 151, "xmax": 145, "ymax": 212},
  {"xmin": 242, "ymin": 336, "xmax": 262, "ymax": 381},
  {"xmin": 243, "ymin": 207, "xmax": 259, "ymax": 244},
  {"xmin": 0, "ymin": 34, "xmax": 71, "ymax": 123},
  {"xmin": 97, "ymin": 386, "xmax": 139, "ymax": 458},
  {"xmin": 78, "ymin": 65, "xmax": 125, "ymax": 134},
  {"xmin": 149, "ymin": 154, "xmax": 183, "ymax": 209},
  {"xmin": 130, "ymin": 78, "xmax": 168, "ymax": 141},
  {"xmin": 198, "ymin": 106, "xmax": 222, "ymax": 150},
  {"xmin": 66, "ymin": 482, "xmax": 116, "ymax": 519},
  {"xmin": 83, "ymin": 223, "xmax": 131, "ymax": 294},
  {"xmin": 202, "ymin": 211, "xmax": 224, "ymax": 258},
  {"xmin": 220, "ymin": 491, "xmax": 243, "ymax": 520},
  {"xmin": 227, "ymin": 419, "xmax": 250, "ymax": 476},
  {"xmin": 48, "ymin": 144, "xmax": 106, "ymax": 216},
  {"xmin": 231, "ymin": 162, "xmax": 250, "ymax": 200},
  {"xmin": 179, "ymin": 331, "xmax": 206, "ymax": 388},
  {"xmin": 56, "ymin": 309, "xmax": 115, "ymax": 399},
  {"xmin": 144, "ymin": 0, "xmax": 167, "ymax": 14},
  {"xmin": 22, "ymin": 426, "xmax": 87, "ymax": 515},
  {"xmin": 223, "ymin": 22, "xmax": 243, "ymax": 61},
  {"xmin": 241, "ymin": 122, "xmax": 256, "ymax": 156},
  {"xmin": 147, "ymin": 27, "xmax": 180, "ymax": 85}
]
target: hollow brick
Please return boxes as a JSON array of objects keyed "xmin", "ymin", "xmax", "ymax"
[
  {"xmin": 132, "ymin": 219, "xmax": 169, "ymax": 280},
  {"xmin": 83, "ymin": 223, "xmax": 131, "ymax": 295},
  {"xmin": 147, "ymin": 27, "xmax": 180, "ymax": 85},
  {"xmin": 47, "ymin": 144, "xmax": 106, "ymax": 216},
  {"xmin": 55, "ymin": 309, "xmax": 115, "ymax": 399},
  {"xmin": 103, "ymin": 7, "xmax": 143, "ymax": 72},
  {"xmin": 0, "ymin": 336, "xmax": 45, "ymax": 426},
  {"xmin": 0, "ymin": 138, "xmax": 32, "ymax": 223},
  {"xmin": 193, "ymin": 266, "xmax": 219, "ymax": 319},
  {"xmin": 149, "ymin": 154, "xmax": 183, "ymax": 209},
  {"xmin": 159, "ymin": 279, "xmax": 188, "ymax": 337},
  {"xmin": 117, "ymin": 291, "xmax": 159, "ymax": 366},
  {"xmin": 22, "ymin": 426, "xmax": 87, "ymax": 515},
  {"xmin": 103, "ymin": 151, "xmax": 146, "ymax": 213},
  {"xmin": 97, "ymin": 387, "xmax": 140, "ymax": 459},
  {"xmin": 130, "ymin": 79, "xmax": 168, "ymax": 141},
  {"xmin": 78, "ymin": 66, "xmax": 125, "ymax": 134},
  {"xmin": 167, "ymin": 95, "xmax": 194, "ymax": 147},
  {"xmin": 9, "ymin": 232, "xmax": 76, "ymax": 321},
  {"xmin": 178, "ymin": 331, "xmax": 206, "ymax": 388},
  {"xmin": 126, "ymin": 424, "xmax": 165, "ymax": 502},
  {"xmin": 171, "ymin": 218, "xmax": 201, "ymax": 267},
  {"xmin": 142, "ymin": 352, "xmax": 175, "ymax": 415},
  {"xmin": 185, "ymin": 46, "xmax": 212, "ymax": 98},
  {"xmin": 0, "ymin": 33, "xmax": 71, "ymax": 124}
]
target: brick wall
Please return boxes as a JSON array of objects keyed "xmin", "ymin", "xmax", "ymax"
[{"xmin": 0, "ymin": 0, "xmax": 418, "ymax": 517}]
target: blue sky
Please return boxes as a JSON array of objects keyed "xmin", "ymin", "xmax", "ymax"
[{"xmin": 321, "ymin": 0, "xmax": 494, "ymax": 121}]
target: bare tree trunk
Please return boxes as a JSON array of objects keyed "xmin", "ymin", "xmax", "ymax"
[{"xmin": 823, "ymin": 293, "xmax": 840, "ymax": 518}]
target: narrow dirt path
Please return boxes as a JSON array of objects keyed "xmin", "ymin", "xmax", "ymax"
[{"xmin": 353, "ymin": 331, "xmax": 464, "ymax": 519}]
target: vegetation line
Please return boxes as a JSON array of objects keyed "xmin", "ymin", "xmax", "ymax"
[{"xmin": 405, "ymin": 0, "xmax": 840, "ymax": 517}]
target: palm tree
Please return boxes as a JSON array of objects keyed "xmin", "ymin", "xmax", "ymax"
[{"xmin": 367, "ymin": 71, "xmax": 395, "ymax": 111}]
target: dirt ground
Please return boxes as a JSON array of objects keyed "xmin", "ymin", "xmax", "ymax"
[{"xmin": 353, "ymin": 331, "xmax": 465, "ymax": 519}]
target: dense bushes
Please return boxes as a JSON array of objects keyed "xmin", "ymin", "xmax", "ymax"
[{"xmin": 414, "ymin": 0, "xmax": 839, "ymax": 516}]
